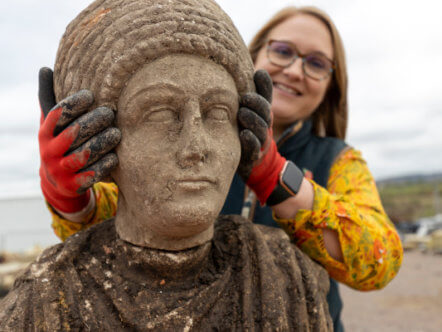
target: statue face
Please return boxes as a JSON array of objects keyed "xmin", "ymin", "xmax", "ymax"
[{"xmin": 114, "ymin": 54, "xmax": 241, "ymax": 250}]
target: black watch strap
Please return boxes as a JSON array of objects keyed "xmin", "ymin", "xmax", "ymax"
[{"xmin": 266, "ymin": 161, "xmax": 304, "ymax": 206}]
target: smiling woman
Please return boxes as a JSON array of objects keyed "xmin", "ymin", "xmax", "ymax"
[{"xmin": 253, "ymin": 13, "xmax": 336, "ymax": 137}]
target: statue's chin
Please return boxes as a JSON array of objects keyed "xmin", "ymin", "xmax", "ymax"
[{"xmin": 115, "ymin": 191, "xmax": 223, "ymax": 250}]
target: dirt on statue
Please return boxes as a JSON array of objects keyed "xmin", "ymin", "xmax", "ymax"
[
  {"xmin": 0, "ymin": 216, "xmax": 331, "ymax": 330},
  {"xmin": 0, "ymin": 0, "xmax": 332, "ymax": 330}
]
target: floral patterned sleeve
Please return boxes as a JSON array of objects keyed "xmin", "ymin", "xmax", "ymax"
[
  {"xmin": 49, "ymin": 182, "xmax": 118, "ymax": 241},
  {"xmin": 274, "ymin": 148, "xmax": 403, "ymax": 291}
]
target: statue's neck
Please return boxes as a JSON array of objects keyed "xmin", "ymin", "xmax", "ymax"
[
  {"xmin": 115, "ymin": 214, "xmax": 215, "ymax": 251},
  {"xmin": 114, "ymin": 237, "xmax": 212, "ymax": 281}
]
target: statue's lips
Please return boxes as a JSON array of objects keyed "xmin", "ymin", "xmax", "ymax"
[{"xmin": 176, "ymin": 177, "xmax": 217, "ymax": 191}]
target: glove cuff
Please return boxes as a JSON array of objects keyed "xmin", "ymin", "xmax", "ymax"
[
  {"xmin": 55, "ymin": 190, "xmax": 96, "ymax": 223},
  {"xmin": 42, "ymin": 184, "xmax": 92, "ymax": 214},
  {"xmin": 246, "ymin": 139, "xmax": 286, "ymax": 205}
]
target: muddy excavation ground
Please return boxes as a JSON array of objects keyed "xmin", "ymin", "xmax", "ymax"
[{"xmin": 341, "ymin": 250, "xmax": 442, "ymax": 331}]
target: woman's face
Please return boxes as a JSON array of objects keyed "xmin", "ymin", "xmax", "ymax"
[
  {"xmin": 254, "ymin": 14, "xmax": 334, "ymax": 136},
  {"xmin": 114, "ymin": 54, "xmax": 241, "ymax": 249}
]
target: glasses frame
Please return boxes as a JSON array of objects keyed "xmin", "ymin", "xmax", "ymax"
[{"xmin": 266, "ymin": 39, "xmax": 335, "ymax": 81}]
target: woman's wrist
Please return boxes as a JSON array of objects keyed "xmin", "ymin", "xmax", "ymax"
[{"xmin": 272, "ymin": 177, "xmax": 314, "ymax": 219}]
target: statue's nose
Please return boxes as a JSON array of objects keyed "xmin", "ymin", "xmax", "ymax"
[{"xmin": 176, "ymin": 101, "xmax": 209, "ymax": 168}]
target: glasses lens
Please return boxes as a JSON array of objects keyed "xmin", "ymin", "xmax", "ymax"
[
  {"xmin": 304, "ymin": 53, "xmax": 333, "ymax": 80},
  {"xmin": 267, "ymin": 41, "xmax": 296, "ymax": 67}
]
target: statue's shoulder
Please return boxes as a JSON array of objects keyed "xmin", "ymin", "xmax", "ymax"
[
  {"xmin": 214, "ymin": 214, "xmax": 332, "ymax": 330},
  {"xmin": 27, "ymin": 218, "xmax": 116, "ymax": 277},
  {"xmin": 216, "ymin": 214, "xmax": 291, "ymax": 244},
  {"xmin": 0, "ymin": 219, "xmax": 117, "ymax": 330},
  {"xmin": 217, "ymin": 214, "xmax": 329, "ymax": 290},
  {"xmin": 215, "ymin": 214, "xmax": 327, "ymax": 281}
]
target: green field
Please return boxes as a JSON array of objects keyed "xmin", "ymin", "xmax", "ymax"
[{"xmin": 378, "ymin": 180, "xmax": 442, "ymax": 223}]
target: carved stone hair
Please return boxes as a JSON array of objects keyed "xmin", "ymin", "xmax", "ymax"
[{"xmin": 53, "ymin": 0, "xmax": 255, "ymax": 110}]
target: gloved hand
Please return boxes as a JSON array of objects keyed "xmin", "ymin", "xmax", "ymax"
[
  {"xmin": 38, "ymin": 67, "xmax": 121, "ymax": 213},
  {"xmin": 237, "ymin": 70, "xmax": 286, "ymax": 205}
]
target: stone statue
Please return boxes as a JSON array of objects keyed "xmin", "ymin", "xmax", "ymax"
[{"xmin": 0, "ymin": 0, "xmax": 332, "ymax": 330}]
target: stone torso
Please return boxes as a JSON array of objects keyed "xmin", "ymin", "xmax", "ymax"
[{"xmin": 0, "ymin": 216, "xmax": 331, "ymax": 331}]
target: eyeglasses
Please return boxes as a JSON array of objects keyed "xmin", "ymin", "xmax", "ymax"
[{"xmin": 266, "ymin": 40, "xmax": 335, "ymax": 81}]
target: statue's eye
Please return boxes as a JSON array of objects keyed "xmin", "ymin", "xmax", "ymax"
[
  {"xmin": 143, "ymin": 107, "xmax": 177, "ymax": 123},
  {"xmin": 206, "ymin": 105, "xmax": 230, "ymax": 122}
]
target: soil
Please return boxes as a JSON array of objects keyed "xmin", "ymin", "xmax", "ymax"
[{"xmin": 341, "ymin": 250, "xmax": 442, "ymax": 331}]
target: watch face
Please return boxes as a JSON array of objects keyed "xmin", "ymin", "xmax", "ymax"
[{"xmin": 280, "ymin": 161, "xmax": 304, "ymax": 196}]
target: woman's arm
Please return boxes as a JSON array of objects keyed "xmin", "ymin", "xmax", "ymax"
[
  {"xmin": 273, "ymin": 148, "xmax": 403, "ymax": 291},
  {"xmin": 272, "ymin": 176, "xmax": 345, "ymax": 262}
]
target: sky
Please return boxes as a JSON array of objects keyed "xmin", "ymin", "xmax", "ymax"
[{"xmin": 0, "ymin": 0, "xmax": 441, "ymax": 199}]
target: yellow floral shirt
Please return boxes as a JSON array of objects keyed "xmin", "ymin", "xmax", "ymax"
[
  {"xmin": 275, "ymin": 148, "xmax": 402, "ymax": 291},
  {"xmin": 49, "ymin": 148, "xmax": 402, "ymax": 291}
]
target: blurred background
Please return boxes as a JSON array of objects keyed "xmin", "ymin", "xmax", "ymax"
[{"xmin": 0, "ymin": 0, "xmax": 441, "ymax": 330}]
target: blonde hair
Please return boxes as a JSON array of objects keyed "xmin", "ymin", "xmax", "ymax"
[{"xmin": 249, "ymin": 6, "xmax": 348, "ymax": 139}]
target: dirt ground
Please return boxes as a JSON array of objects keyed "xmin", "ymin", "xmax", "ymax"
[{"xmin": 340, "ymin": 250, "xmax": 442, "ymax": 332}]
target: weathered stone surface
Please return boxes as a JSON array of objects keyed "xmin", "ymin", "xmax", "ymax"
[
  {"xmin": 53, "ymin": 0, "xmax": 255, "ymax": 111},
  {"xmin": 0, "ymin": 0, "xmax": 333, "ymax": 329},
  {"xmin": 0, "ymin": 216, "xmax": 331, "ymax": 331},
  {"xmin": 112, "ymin": 54, "xmax": 241, "ymax": 250}
]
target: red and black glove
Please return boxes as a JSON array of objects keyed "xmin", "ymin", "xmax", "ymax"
[
  {"xmin": 237, "ymin": 70, "xmax": 286, "ymax": 205},
  {"xmin": 38, "ymin": 67, "xmax": 121, "ymax": 213}
]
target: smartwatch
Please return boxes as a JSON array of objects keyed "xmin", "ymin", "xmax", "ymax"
[{"xmin": 266, "ymin": 161, "xmax": 304, "ymax": 206}]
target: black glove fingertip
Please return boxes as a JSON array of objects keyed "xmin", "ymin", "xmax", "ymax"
[
  {"xmin": 239, "ymin": 129, "xmax": 261, "ymax": 163},
  {"xmin": 254, "ymin": 69, "xmax": 273, "ymax": 104},
  {"xmin": 238, "ymin": 107, "xmax": 268, "ymax": 145},
  {"xmin": 240, "ymin": 93, "xmax": 271, "ymax": 126},
  {"xmin": 38, "ymin": 67, "xmax": 56, "ymax": 118},
  {"xmin": 238, "ymin": 130, "xmax": 261, "ymax": 181}
]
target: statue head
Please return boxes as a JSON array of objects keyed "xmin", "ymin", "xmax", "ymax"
[{"xmin": 53, "ymin": 0, "xmax": 255, "ymax": 250}]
